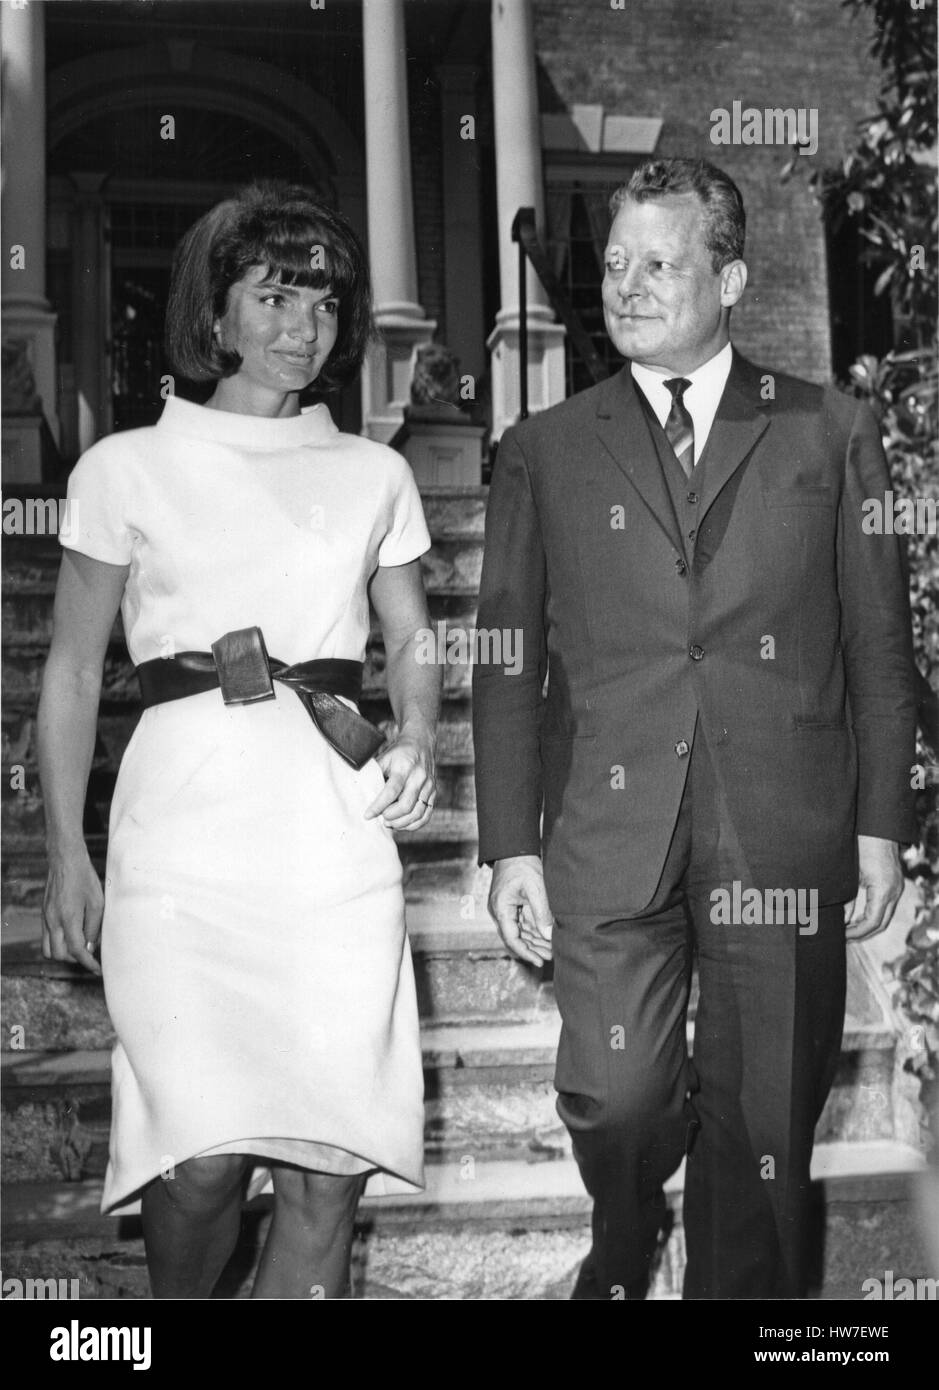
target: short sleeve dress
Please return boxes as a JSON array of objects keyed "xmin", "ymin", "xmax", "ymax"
[{"xmin": 60, "ymin": 395, "xmax": 430, "ymax": 1213}]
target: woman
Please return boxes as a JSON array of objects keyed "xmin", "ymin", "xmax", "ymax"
[{"xmin": 37, "ymin": 183, "xmax": 441, "ymax": 1299}]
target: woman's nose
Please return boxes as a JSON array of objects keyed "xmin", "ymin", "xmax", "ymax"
[{"xmin": 288, "ymin": 305, "xmax": 318, "ymax": 342}]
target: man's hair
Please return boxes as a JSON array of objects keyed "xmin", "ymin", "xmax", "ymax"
[
  {"xmin": 165, "ymin": 181, "xmax": 374, "ymax": 392},
  {"xmin": 609, "ymin": 158, "xmax": 746, "ymax": 272}
]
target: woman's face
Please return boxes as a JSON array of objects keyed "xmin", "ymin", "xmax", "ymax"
[{"xmin": 213, "ymin": 265, "xmax": 340, "ymax": 399}]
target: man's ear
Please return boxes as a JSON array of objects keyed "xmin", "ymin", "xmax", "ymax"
[{"xmin": 719, "ymin": 259, "xmax": 748, "ymax": 308}]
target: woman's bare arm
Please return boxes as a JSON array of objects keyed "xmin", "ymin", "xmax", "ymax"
[
  {"xmin": 37, "ymin": 549, "xmax": 129, "ymax": 973},
  {"xmin": 367, "ymin": 558, "xmax": 441, "ymax": 829}
]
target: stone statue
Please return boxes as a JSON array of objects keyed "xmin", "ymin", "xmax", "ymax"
[
  {"xmin": 2, "ymin": 337, "xmax": 41, "ymax": 415},
  {"xmin": 409, "ymin": 343, "xmax": 463, "ymax": 410}
]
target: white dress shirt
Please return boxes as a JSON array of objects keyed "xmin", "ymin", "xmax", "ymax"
[{"xmin": 630, "ymin": 341, "xmax": 733, "ymax": 466}]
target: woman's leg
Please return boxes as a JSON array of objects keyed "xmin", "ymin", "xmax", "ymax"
[
  {"xmin": 252, "ymin": 1166, "xmax": 366, "ymax": 1299},
  {"xmin": 141, "ymin": 1153, "xmax": 250, "ymax": 1298}
]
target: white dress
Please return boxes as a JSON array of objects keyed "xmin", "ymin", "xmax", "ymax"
[{"xmin": 60, "ymin": 395, "xmax": 430, "ymax": 1213}]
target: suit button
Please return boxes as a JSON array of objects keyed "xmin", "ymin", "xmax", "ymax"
[
  {"xmin": 675, "ymin": 740, "xmax": 690, "ymax": 757},
  {"xmin": 688, "ymin": 528, "xmax": 697, "ymax": 541},
  {"xmin": 675, "ymin": 558, "xmax": 687, "ymax": 575},
  {"xmin": 689, "ymin": 644, "xmax": 705, "ymax": 661},
  {"xmin": 687, "ymin": 491, "xmax": 698, "ymax": 504}
]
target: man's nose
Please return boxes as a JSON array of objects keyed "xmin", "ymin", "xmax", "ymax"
[{"xmin": 616, "ymin": 264, "xmax": 646, "ymax": 299}]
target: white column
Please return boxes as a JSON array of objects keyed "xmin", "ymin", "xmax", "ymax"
[
  {"xmin": 361, "ymin": 0, "xmax": 435, "ymax": 443},
  {"xmin": 1, "ymin": 0, "xmax": 59, "ymax": 470},
  {"xmin": 437, "ymin": 64, "xmax": 486, "ymax": 388},
  {"xmin": 487, "ymin": 0, "xmax": 565, "ymax": 439}
]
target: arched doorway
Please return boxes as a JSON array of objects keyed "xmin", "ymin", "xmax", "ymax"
[{"xmin": 46, "ymin": 42, "xmax": 365, "ymax": 453}]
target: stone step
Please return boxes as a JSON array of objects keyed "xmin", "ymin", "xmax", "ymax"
[
  {"xmin": 2, "ymin": 546, "xmax": 482, "ymax": 656},
  {"xmin": 419, "ymin": 485, "xmax": 487, "ymax": 540},
  {"xmin": 1, "ymin": 808, "xmax": 479, "ymax": 892},
  {"xmin": 0, "ymin": 1019, "xmax": 902, "ymax": 1190},
  {"xmin": 0, "ymin": 895, "xmax": 907, "ymax": 1184},
  {"xmin": 2, "ymin": 896, "xmax": 553, "ymax": 1036},
  {"xmin": 0, "ymin": 1141, "xmax": 926, "ymax": 1300},
  {"xmin": 0, "ymin": 838, "xmax": 477, "ymax": 909},
  {"xmin": 1, "ymin": 1021, "xmax": 568, "ymax": 1185},
  {"xmin": 1, "ymin": 896, "xmax": 902, "ymax": 1044}
]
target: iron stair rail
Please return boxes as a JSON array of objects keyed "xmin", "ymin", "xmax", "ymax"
[{"xmin": 511, "ymin": 206, "xmax": 609, "ymax": 420}]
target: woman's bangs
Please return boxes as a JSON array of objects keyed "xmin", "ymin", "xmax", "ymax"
[{"xmin": 254, "ymin": 219, "xmax": 354, "ymax": 297}]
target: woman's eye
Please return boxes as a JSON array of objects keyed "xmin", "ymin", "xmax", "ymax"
[
  {"xmin": 262, "ymin": 294, "xmax": 285, "ymax": 308},
  {"xmin": 317, "ymin": 300, "xmax": 339, "ymax": 316},
  {"xmin": 605, "ymin": 258, "xmax": 627, "ymax": 274}
]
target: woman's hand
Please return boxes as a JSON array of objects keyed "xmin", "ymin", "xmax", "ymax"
[
  {"xmin": 366, "ymin": 557, "xmax": 442, "ymax": 833},
  {"xmin": 42, "ymin": 849, "xmax": 104, "ymax": 976},
  {"xmin": 365, "ymin": 727, "xmax": 437, "ymax": 831}
]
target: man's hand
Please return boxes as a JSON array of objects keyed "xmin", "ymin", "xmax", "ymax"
[
  {"xmin": 844, "ymin": 835, "xmax": 905, "ymax": 942},
  {"xmin": 488, "ymin": 855, "xmax": 554, "ymax": 966}
]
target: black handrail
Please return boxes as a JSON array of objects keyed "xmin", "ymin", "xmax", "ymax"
[{"xmin": 511, "ymin": 206, "xmax": 609, "ymax": 421}]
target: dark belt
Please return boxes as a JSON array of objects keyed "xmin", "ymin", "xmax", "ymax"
[{"xmin": 135, "ymin": 626, "xmax": 386, "ymax": 770}]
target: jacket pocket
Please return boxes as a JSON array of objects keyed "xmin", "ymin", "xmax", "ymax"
[{"xmin": 763, "ymin": 484, "xmax": 834, "ymax": 508}]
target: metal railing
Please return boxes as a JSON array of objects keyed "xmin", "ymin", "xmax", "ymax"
[{"xmin": 511, "ymin": 206, "xmax": 608, "ymax": 419}]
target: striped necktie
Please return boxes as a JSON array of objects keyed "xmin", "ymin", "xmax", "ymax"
[{"xmin": 664, "ymin": 377, "xmax": 695, "ymax": 477}]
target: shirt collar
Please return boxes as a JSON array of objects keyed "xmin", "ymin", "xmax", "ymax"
[{"xmin": 630, "ymin": 341, "xmax": 733, "ymax": 412}]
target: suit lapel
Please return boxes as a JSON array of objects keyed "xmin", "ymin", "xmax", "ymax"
[
  {"xmin": 696, "ymin": 350, "xmax": 771, "ymax": 522},
  {"xmin": 594, "ymin": 368, "xmax": 683, "ymax": 552}
]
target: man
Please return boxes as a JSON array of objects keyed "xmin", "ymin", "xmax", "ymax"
[{"xmin": 472, "ymin": 158, "xmax": 916, "ymax": 1299}]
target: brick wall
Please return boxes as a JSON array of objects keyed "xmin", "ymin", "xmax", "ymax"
[{"xmin": 531, "ymin": 0, "xmax": 884, "ymax": 382}]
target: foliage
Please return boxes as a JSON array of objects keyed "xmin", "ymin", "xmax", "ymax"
[{"xmin": 790, "ymin": 0, "xmax": 938, "ymax": 1132}]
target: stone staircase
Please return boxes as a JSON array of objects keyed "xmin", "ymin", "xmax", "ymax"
[{"xmin": 1, "ymin": 481, "xmax": 928, "ymax": 1300}]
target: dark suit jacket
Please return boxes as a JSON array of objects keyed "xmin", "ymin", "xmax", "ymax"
[{"xmin": 472, "ymin": 351, "xmax": 918, "ymax": 917}]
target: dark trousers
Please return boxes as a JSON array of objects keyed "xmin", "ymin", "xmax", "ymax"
[{"xmin": 553, "ymin": 726, "xmax": 847, "ymax": 1300}]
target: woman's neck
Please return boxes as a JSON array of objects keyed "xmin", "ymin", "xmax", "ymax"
[{"xmin": 204, "ymin": 379, "xmax": 301, "ymax": 418}]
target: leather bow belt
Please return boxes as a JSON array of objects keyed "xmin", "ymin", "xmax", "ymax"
[{"xmin": 135, "ymin": 626, "xmax": 386, "ymax": 770}]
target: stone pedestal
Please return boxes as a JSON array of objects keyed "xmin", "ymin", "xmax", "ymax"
[
  {"xmin": 390, "ymin": 405, "xmax": 486, "ymax": 487},
  {"xmin": 362, "ymin": 319, "xmax": 436, "ymax": 446},
  {"xmin": 487, "ymin": 310, "xmax": 567, "ymax": 439},
  {"xmin": 1, "ymin": 414, "xmax": 60, "ymax": 484}
]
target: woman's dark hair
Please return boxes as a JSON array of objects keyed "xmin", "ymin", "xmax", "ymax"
[{"xmin": 165, "ymin": 181, "xmax": 374, "ymax": 392}]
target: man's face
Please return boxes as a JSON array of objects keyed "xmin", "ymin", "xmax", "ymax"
[{"xmin": 601, "ymin": 193, "xmax": 746, "ymax": 375}]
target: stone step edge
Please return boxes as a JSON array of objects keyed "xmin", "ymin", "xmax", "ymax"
[
  {"xmin": 0, "ymin": 1143, "xmax": 926, "ymax": 1246},
  {"xmin": 0, "ymin": 1009, "xmax": 899, "ymax": 1098},
  {"xmin": 2, "ymin": 1019, "xmax": 565, "ymax": 1086},
  {"xmin": 2, "ymin": 901, "xmax": 506, "ymax": 960},
  {"xmin": 0, "ymin": 907, "xmax": 904, "ymax": 1057},
  {"xmin": 1, "ymin": 810, "xmax": 479, "ymax": 849}
]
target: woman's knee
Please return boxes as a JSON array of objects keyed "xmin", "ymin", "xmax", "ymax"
[
  {"xmin": 158, "ymin": 1153, "xmax": 249, "ymax": 1210},
  {"xmin": 272, "ymin": 1167, "xmax": 365, "ymax": 1223}
]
